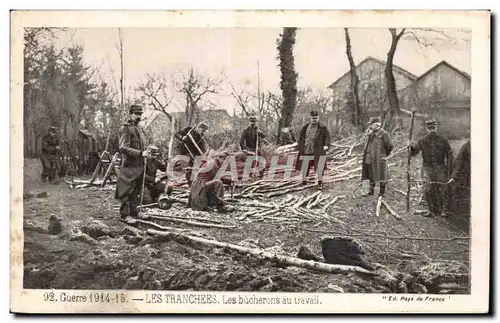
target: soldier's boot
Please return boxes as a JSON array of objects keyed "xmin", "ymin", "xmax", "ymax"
[
  {"xmin": 217, "ymin": 204, "xmax": 235, "ymax": 213},
  {"xmin": 317, "ymin": 181, "xmax": 323, "ymax": 191},
  {"xmin": 379, "ymin": 183, "xmax": 386, "ymax": 197},
  {"xmin": 363, "ymin": 182, "xmax": 375, "ymax": 196}
]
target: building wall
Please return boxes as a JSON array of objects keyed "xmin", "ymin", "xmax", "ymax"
[
  {"xmin": 330, "ymin": 59, "xmax": 416, "ymax": 121},
  {"xmin": 399, "ymin": 63, "xmax": 471, "ymax": 139}
]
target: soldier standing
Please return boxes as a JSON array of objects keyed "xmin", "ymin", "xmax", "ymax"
[
  {"xmin": 115, "ymin": 104, "xmax": 151, "ymax": 225},
  {"xmin": 175, "ymin": 122, "xmax": 209, "ymax": 185},
  {"xmin": 239, "ymin": 115, "xmax": 268, "ymax": 153},
  {"xmin": 409, "ymin": 118, "xmax": 454, "ymax": 217},
  {"xmin": 240, "ymin": 115, "xmax": 268, "ymax": 178},
  {"xmin": 40, "ymin": 126, "xmax": 61, "ymax": 184},
  {"xmin": 295, "ymin": 111, "xmax": 331, "ymax": 190},
  {"xmin": 361, "ymin": 117, "xmax": 394, "ymax": 196}
]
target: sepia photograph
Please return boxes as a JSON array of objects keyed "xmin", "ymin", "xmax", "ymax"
[{"xmin": 10, "ymin": 10, "xmax": 490, "ymax": 314}]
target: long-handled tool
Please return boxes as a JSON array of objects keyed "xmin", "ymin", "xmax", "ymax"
[
  {"xmin": 138, "ymin": 156, "xmax": 148, "ymax": 218},
  {"xmin": 406, "ymin": 110, "xmax": 416, "ymax": 212}
]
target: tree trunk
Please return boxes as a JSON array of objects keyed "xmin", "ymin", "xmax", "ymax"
[
  {"xmin": 384, "ymin": 28, "xmax": 405, "ymax": 131},
  {"xmin": 344, "ymin": 28, "xmax": 362, "ymax": 128},
  {"xmin": 277, "ymin": 27, "xmax": 298, "ymax": 145},
  {"xmin": 147, "ymin": 229, "xmax": 377, "ymax": 276}
]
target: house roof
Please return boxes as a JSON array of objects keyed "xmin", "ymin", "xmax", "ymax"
[
  {"xmin": 327, "ymin": 56, "xmax": 418, "ymax": 89},
  {"xmin": 413, "ymin": 60, "xmax": 470, "ymax": 83},
  {"xmin": 398, "ymin": 60, "xmax": 471, "ymax": 94}
]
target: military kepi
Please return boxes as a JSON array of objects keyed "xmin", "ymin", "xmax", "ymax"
[
  {"xmin": 425, "ymin": 118, "xmax": 437, "ymax": 127},
  {"xmin": 310, "ymin": 110, "xmax": 319, "ymax": 117},
  {"xmin": 129, "ymin": 104, "xmax": 143, "ymax": 114},
  {"xmin": 368, "ymin": 116, "xmax": 382, "ymax": 124}
]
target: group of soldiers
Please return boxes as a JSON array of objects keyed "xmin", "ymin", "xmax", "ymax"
[
  {"xmin": 358, "ymin": 115, "xmax": 470, "ymax": 218},
  {"xmin": 40, "ymin": 104, "xmax": 471, "ymax": 225}
]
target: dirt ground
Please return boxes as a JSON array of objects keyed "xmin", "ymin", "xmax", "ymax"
[{"xmin": 22, "ymin": 140, "xmax": 470, "ymax": 293}]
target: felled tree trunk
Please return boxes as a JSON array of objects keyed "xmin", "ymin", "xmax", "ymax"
[{"xmin": 147, "ymin": 229, "xmax": 377, "ymax": 276}]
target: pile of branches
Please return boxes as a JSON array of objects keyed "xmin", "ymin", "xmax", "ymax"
[{"xmin": 232, "ymin": 191, "xmax": 345, "ymax": 225}]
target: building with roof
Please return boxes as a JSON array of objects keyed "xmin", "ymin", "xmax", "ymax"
[
  {"xmin": 328, "ymin": 56, "xmax": 417, "ymax": 122},
  {"xmin": 398, "ymin": 60, "xmax": 471, "ymax": 138}
]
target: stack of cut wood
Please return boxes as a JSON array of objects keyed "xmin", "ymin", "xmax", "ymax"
[{"xmin": 232, "ymin": 191, "xmax": 346, "ymax": 225}]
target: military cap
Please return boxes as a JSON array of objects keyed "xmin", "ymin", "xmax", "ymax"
[
  {"xmin": 148, "ymin": 145, "xmax": 160, "ymax": 155},
  {"xmin": 48, "ymin": 126, "xmax": 59, "ymax": 133},
  {"xmin": 368, "ymin": 117, "xmax": 382, "ymax": 124},
  {"xmin": 198, "ymin": 122, "xmax": 209, "ymax": 130},
  {"xmin": 310, "ymin": 111, "xmax": 319, "ymax": 117},
  {"xmin": 248, "ymin": 115, "xmax": 257, "ymax": 121},
  {"xmin": 281, "ymin": 127, "xmax": 290, "ymax": 133},
  {"xmin": 424, "ymin": 118, "xmax": 437, "ymax": 127},
  {"xmin": 129, "ymin": 104, "xmax": 143, "ymax": 114}
]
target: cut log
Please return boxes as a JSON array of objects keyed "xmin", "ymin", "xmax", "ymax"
[
  {"xmin": 146, "ymin": 229, "xmax": 377, "ymax": 276},
  {"xmin": 292, "ymin": 191, "xmax": 322, "ymax": 209},
  {"xmin": 322, "ymin": 196, "xmax": 344, "ymax": 211},
  {"xmin": 136, "ymin": 219, "xmax": 190, "ymax": 232},
  {"xmin": 147, "ymin": 215, "xmax": 236, "ymax": 230},
  {"xmin": 307, "ymin": 194, "xmax": 330, "ymax": 209},
  {"xmin": 375, "ymin": 196, "xmax": 382, "ymax": 217},
  {"xmin": 306, "ymin": 193, "xmax": 322, "ymax": 209},
  {"xmin": 381, "ymin": 200, "xmax": 402, "ymax": 220},
  {"xmin": 266, "ymin": 184, "xmax": 317, "ymax": 198}
]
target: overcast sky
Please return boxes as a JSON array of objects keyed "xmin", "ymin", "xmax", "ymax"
[{"xmin": 51, "ymin": 27, "xmax": 471, "ymax": 114}]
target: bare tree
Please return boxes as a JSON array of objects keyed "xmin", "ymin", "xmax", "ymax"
[
  {"xmin": 276, "ymin": 27, "xmax": 298, "ymax": 144},
  {"xmin": 117, "ymin": 28, "xmax": 125, "ymax": 112},
  {"xmin": 344, "ymin": 28, "xmax": 362, "ymax": 128},
  {"xmin": 384, "ymin": 28, "xmax": 467, "ymax": 130},
  {"xmin": 384, "ymin": 28, "xmax": 406, "ymax": 131},
  {"xmin": 175, "ymin": 68, "xmax": 222, "ymax": 127},
  {"xmin": 228, "ymin": 81, "xmax": 251, "ymax": 117},
  {"xmin": 136, "ymin": 73, "xmax": 177, "ymax": 159}
]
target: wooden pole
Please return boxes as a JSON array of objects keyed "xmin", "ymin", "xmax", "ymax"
[
  {"xmin": 406, "ymin": 110, "xmax": 416, "ymax": 212},
  {"xmin": 146, "ymin": 229, "xmax": 377, "ymax": 276}
]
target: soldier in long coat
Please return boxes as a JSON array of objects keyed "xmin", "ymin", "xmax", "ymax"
[
  {"xmin": 188, "ymin": 153, "xmax": 234, "ymax": 212},
  {"xmin": 40, "ymin": 126, "xmax": 61, "ymax": 183},
  {"xmin": 361, "ymin": 117, "xmax": 394, "ymax": 196},
  {"xmin": 115, "ymin": 104, "xmax": 151, "ymax": 225},
  {"xmin": 295, "ymin": 110, "xmax": 331, "ymax": 190},
  {"xmin": 409, "ymin": 118, "xmax": 453, "ymax": 217},
  {"xmin": 140, "ymin": 145, "xmax": 168, "ymax": 205}
]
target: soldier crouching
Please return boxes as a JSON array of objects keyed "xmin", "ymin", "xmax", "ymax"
[
  {"xmin": 188, "ymin": 153, "xmax": 235, "ymax": 212},
  {"xmin": 140, "ymin": 145, "xmax": 168, "ymax": 205}
]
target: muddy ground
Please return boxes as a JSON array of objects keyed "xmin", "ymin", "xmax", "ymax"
[{"xmin": 22, "ymin": 140, "xmax": 470, "ymax": 293}]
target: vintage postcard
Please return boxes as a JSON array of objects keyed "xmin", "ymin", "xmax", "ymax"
[{"xmin": 10, "ymin": 10, "xmax": 490, "ymax": 314}]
